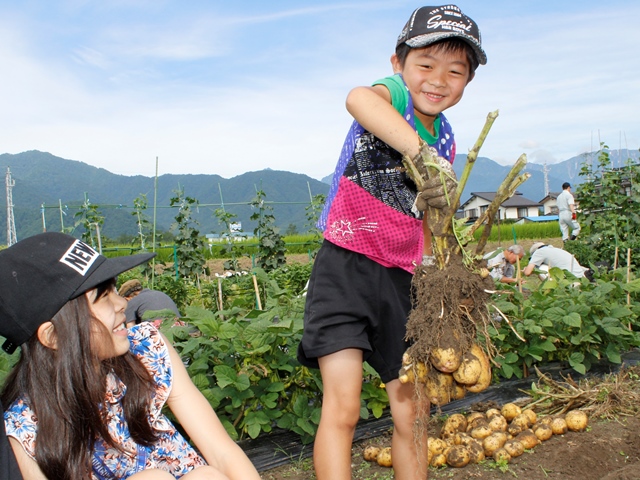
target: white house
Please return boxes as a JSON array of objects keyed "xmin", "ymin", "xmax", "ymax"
[
  {"xmin": 538, "ymin": 192, "xmax": 560, "ymax": 214},
  {"xmin": 459, "ymin": 192, "xmax": 542, "ymax": 221}
]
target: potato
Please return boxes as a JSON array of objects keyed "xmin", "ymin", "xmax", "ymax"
[
  {"xmin": 446, "ymin": 445, "xmax": 471, "ymax": 468},
  {"xmin": 444, "ymin": 413, "xmax": 468, "ymax": 433},
  {"xmin": 450, "ymin": 380, "xmax": 466, "ymax": 401},
  {"xmin": 430, "ymin": 453, "xmax": 447, "ymax": 468},
  {"xmin": 533, "ymin": 423, "xmax": 553, "ymax": 441},
  {"xmin": 482, "ymin": 431, "xmax": 507, "ymax": 457},
  {"xmin": 431, "ymin": 346, "xmax": 463, "ymax": 373},
  {"xmin": 469, "ymin": 415, "xmax": 489, "ymax": 430},
  {"xmin": 424, "ymin": 372, "xmax": 454, "ymax": 406},
  {"xmin": 522, "ymin": 409, "xmax": 537, "ymax": 426},
  {"xmin": 515, "ymin": 430, "xmax": 539, "ymax": 450},
  {"xmin": 466, "ymin": 412, "xmax": 485, "ymax": 424},
  {"xmin": 507, "ymin": 422, "xmax": 523, "ymax": 436},
  {"xmin": 467, "ymin": 441, "xmax": 485, "ymax": 464},
  {"xmin": 363, "ymin": 445, "xmax": 380, "ymax": 462},
  {"xmin": 501, "ymin": 403, "xmax": 522, "ymax": 422},
  {"xmin": 551, "ymin": 417, "xmax": 568, "ymax": 435},
  {"xmin": 397, "ymin": 365, "xmax": 415, "ymax": 384},
  {"xmin": 503, "ymin": 440, "xmax": 525, "ymax": 458},
  {"xmin": 465, "ymin": 345, "xmax": 492, "ymax": 393},
  {"xmin": 511, "ymin": 413, "xmax": 530, "ymax": 430},
  {"xmin": 493, "ymin": 448, "xmax": 511, "ymax": 463},
  {"xmin": 538, "ymin": 416, "xmax": 554, "ymax": 426},
  {"xmin": 488, "ymin": 414, "xmax": 508, "ymax": 432},
  {"xmin": 565, "ymin": 410, "xmax": 588, "ymax": 432},
  {"xmin": 485, "ymin": 408, "xmax": 502, "ymax": 419},
  {"xmin": 376, "ymin": 447, "xmax": 392, "ymax": 468},
  {"xmin": 454, "ymin": 432, "xmax": 472, "ymax": 446},
  {"xmin": 470, "ymin": 425, "xmax": 493, "ymax": 441},
  {"xmin": 452, "ymin": 349, "xmax": 482, "ymax": 385},
  {"xmin": 428, "ymin": 438, "xmax": 448, "ymax": 456}
]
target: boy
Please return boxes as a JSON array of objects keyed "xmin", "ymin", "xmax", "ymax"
[{"xmin": 298, "ymin": 5, "xmax": 486, "ymax": 479}]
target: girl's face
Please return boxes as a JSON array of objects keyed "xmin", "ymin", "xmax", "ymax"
[
  {"xmin": 85, "ymin": 285, "xmax": 130, "ymax": 358},
  {"xmin": 392, "ymin": 45, "xmax": 472, "ymax": 134}
]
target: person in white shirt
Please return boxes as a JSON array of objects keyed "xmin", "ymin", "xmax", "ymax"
[
  {"xmin": 556, "ymin": 182, "xmax": 580, "ymax": 241},
  {"xmin": 523, "ymin": 242, "xmax": 588, "ymax": 280}
]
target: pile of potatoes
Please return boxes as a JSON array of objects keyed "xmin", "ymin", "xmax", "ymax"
[
  {"xmin": 428, "ymin": 405, "xmax": 589, "ymax": 468},
  {"xmin": 398, "ymin": 343, "xmax": 492, "ymax": 406},
  {"xmin": 363, "ymin": 405, "xmax": 589, "ymax": 469}
]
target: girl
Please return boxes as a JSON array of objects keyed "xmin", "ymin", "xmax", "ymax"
[{"xmin": 0, "ymin": 232, "xmax": 261, "ymax": 480}]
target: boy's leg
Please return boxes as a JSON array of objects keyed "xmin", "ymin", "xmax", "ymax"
[
  {"xmin": 386, "ymin": 379, "xmax": 429, "ymax": 480},
  {"xmin": 315, "ymin": 348, "xmax": 364, "ymax": 480}
]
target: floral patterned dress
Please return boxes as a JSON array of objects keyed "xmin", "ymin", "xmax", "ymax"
[{"xmin": 4, "ymin": 323, "xmax": 207, "ymax": 478}]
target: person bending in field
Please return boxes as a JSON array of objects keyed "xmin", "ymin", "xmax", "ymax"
[
  {"xmin": 484, "ymin": 244, "xmax": 525, "ymax": 285},
  {"xmin": 297, "ymin": 5, "xmax": 486, "ymax": 480},
  {"xmin": 523, "ymin": 242, "xmax": 589, "ymax": 281},
  {"xmin": 1, "ymin": 232, "xmax": 261, "ymax": 480}
]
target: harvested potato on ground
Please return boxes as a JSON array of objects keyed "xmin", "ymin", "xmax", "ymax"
[
  {"xmin": 454, "ymin": 432, "xmax": 472, "ymax": 446},
  {"xmin": 522, "ymin": 409, "xmax": 537, "ymax": 426},
  {"xmin": 452, "ymin": 349, "xmax": 482, "ymax": 385},
  {"xmin": 507, "ymin": 422, "xmax": 524, "ymax": 437},
  {"xmin": 493, "ymin": 448, "xmax": 511, "ymax": 463},
  {"xmin": 444, "ymin": 413, "xmax": 468, "ymax": 433},
  {"xmin": 428, "ymin": 438, "xmax": 448, "ymax": 456},
  {"xmin": 430, "ymin": 453, "xmax": 447, "ymax": 468},
  {"xmin": 538, "ymin": 416, "xmax": 554, "ymax": 426},
  {"xmin": 450, "ymin": 380, "xmax": 466, "ymax": 400},
  {"xmin": 511, "ymin": 413, "xmax": 530, "ymax": 430},
  {"xmin": 376, "ymin": 447, "xmax": 392, "ymax": 468},
  {"xmin": 565, "ymin": 410, "xmax": 589, "ymax": 432},
  {"xmin": 483, "ymin": 432, "xmax": 507, "ymax": 457},
  {"xmin": 466, "ymin": 412, "xmax": 485, "ymax": 424},
  {"xmin": 446, "ymin": 445, "xmax": 471, "ymax": 468},
  {"xmin": 503, "ymin": 440, "xmax": 525, "ymax": 458},
  {"xmin": 501, "ymin": 403, "xmax": 522, "ymax": 422},
  {"xmin": 363, "ymin": 445, "xmax": 381, "ymax": 462},
  {"xmin": 515, "ymin": 430, "xmax": 539, "ymax": 450},
  {"xmin": 551, "ymin": 417, "xmax": 568, "ymax": 435},
  {"xmin": 467, "ymin": 441, "xmax": 486, "ymax": 464},
  {"xmin": 533, "ymin": 423, "xmax": 553, "ymax": 441},
  {"xmin": 488, "ymin": 414, "xmax": 508, "ymax": 432},
  {"xmin": 470, "ymin": 425, "xmax": 493, "ymax": 441},
  {"xmin": 485, "ymin": 408, "xmax": 502, "ymax": 419}
]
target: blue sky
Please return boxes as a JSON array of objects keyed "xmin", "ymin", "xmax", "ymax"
[{"xmin": 1, "ymin": 1, "xmax": 638, "ymax": 180}]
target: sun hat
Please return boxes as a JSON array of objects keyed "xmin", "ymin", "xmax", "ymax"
[
  {"xmin": 529, "ymin": 242, "xmax": 546, "ymax": 255},
  {"xmin": 396, "ymin": 5, "xmax": 487, "ymax": 65},
  {"xmin": 118, "ymin": 279, "xmax": 142, "ymax": 298},
  {"xmin": 0, "ymin": 232, "xmax": 155, "ymax": 353}
]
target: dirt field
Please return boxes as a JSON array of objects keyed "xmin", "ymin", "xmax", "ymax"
[{"xmin": 259, "ymin": 414, "xmax": 640, "ymax": 480}]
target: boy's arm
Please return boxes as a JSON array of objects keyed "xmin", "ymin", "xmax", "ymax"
[
  {"xmin": 346, "ymin": 85, "xmax": 422, "ymax": 158},
  {"xmin": 164, "ymin": 336, "xmax": 261, "ymax": 480}
]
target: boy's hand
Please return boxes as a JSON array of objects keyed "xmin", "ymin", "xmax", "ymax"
[{"xmin": 416, "ymin": 174, "xmax": 458, "ymax": 210}]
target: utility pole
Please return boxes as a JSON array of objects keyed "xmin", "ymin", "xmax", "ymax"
[
  {"xmin": 543, "ymin": 162, "xmax": 550, "ymax": 197},
  {"xmin": 6, "ymin": 168, "xmax": 17, "ymax": 246}
]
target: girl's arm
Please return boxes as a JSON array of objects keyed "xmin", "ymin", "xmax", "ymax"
[
  {"xmin": 346, "ymin": 85, "xmax": 422, "ymax": 158},
  {"xmin": 164, "ymin": 337, "xmax": 261, "ymax": 480},
  {"xmin": 8, "ymin": 438, "xmax": 48, "ymax": 480}
]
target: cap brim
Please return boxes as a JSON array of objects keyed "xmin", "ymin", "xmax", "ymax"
[
  {"xmin": 404, "ymin": 32, "xmax": 487, "ymax": 65},
  {"xmin": 71, "ymin": 252, "xmax": 155, "ymax": 299}
]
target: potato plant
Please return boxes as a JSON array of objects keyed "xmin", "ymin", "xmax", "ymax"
[{"xmin": 489, "ymin": 266, "xmax": 640, "ymax": 378}]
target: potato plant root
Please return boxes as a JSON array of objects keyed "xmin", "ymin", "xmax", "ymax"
[{"xmin": 405, "ymin": 257, "xmax": 494, "ymax": 365}]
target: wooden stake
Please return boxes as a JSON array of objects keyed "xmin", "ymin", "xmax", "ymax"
[
  {"xmin": 253, "ymin": 274, "xmax": 262, "ymax": 310},
  {"xmin": 516, "ymin": 256, "xmax": 523, "ymax": 295},
  {"xmin": 217, "ymin": 277, "xmax": 224, "ymax": 319},
  {"xmin": 614, "ymin": 246, "xmax": 619, "ymax": 269},
  {"xmin": 627, "ymin": 248, "xmax": 632, "ymax": 330}
]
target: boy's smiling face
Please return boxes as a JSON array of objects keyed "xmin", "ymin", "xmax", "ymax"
[{"xmin": 392, "ymin": 45, "xmax": 473, "ymax": 134}]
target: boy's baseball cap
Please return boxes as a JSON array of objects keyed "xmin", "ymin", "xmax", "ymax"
[
  {"xmin": 0, "ymin": 232, "xmax": 155, "ymax": 353},
  {"xmin": 396, "ymin": 5, "xmax": 487, "ymax": 65}
]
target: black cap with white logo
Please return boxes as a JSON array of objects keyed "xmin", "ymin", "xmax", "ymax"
[
  {"xmin": 396, "ymin": 5, "xmax": 487, "ymax": 65},
  {"xmin": 0, "ymin": 232, "xmax": 155, "ymax": 353}
]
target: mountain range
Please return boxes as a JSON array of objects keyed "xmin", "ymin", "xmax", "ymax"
[{"xmin": 1, "ymin": 148, "xmax": 638, "ymax": 241}]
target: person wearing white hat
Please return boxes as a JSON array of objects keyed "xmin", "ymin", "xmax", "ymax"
[{"xmin": 523, "ymin": 242, "xmax": 587, "ymax": 280}]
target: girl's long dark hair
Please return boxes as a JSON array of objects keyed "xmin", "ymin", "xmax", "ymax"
[{"xmin": 1, "ymin": 279, "xmax": 158, "ymax": 479}]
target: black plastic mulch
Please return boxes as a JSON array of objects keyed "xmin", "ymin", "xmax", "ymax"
[{"xmin": 241, "ymin": 350, "xmax": 640, "ymax": 472}]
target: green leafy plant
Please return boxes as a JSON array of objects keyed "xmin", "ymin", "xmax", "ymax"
[
  {"xmin": 212, "ymin": 207, "xmax": 247, "ymax": 272},
  {"xmin": 74, "ymin": 194, "xmax": 105, "ymax": 249},
  {"xmin": 250, "ymin": 189, "xmax": 287, "ymax": 272},
  {"xmin": 170, "ymin": 188, "xmax": 209, "ymax": 281}
]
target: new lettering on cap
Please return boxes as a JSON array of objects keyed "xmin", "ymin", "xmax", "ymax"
[
  {"xmin": 0, "ymin": 232, "xmax": 155, "ymax": 353},
  {"xmin": 396, "ymin": 5, "xmax": 487, "ymax": 65}
]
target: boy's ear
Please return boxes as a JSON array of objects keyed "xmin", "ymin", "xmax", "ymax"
[
  {"xmin": 390, "ymin": 53, "xmax": 402, "ymax": 74},
  {"xmin": 37, "ymin": 322, "xmax": 58, "ymax": 350},
  {"xmin": 467, "ymin": 71, "xmax": 475, "ymax": 84}
]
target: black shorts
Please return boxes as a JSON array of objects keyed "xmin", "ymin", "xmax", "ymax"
[{"xmin": 297, "ymin": 240, "xmax": 412, "ymax": 383}]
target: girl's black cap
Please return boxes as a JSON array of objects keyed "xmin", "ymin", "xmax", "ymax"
[{"xmin": 0, "ymin": 232, "xmax": 155, "ymax": 353}]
